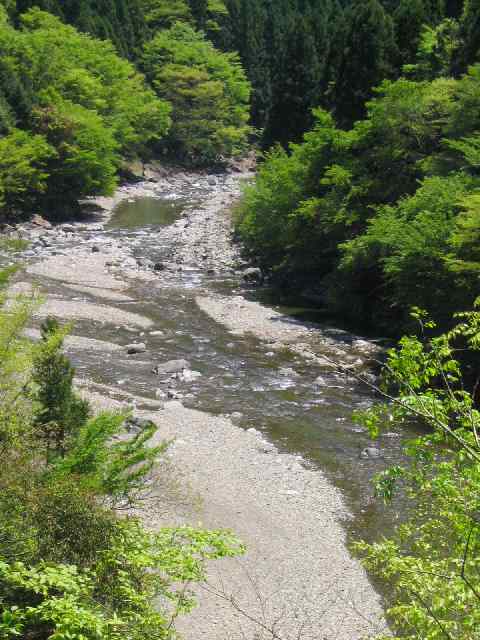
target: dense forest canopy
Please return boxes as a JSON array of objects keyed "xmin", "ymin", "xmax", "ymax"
[{"xmin": 1, "ymin": 0, "xmax": 480, "ymax": 328}]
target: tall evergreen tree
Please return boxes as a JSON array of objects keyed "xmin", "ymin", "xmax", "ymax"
[
  {"xmin": 188, "ymin": 0, "xmax": 208, "ymax": 28},
  {"xmin": 14, "ymin": 0, "xmax": 148, "ymax": 59},
  {"xmin": 333, "ymin": 0, "xmax": 398, "ymax": 126},
  {"xmin": 457, "ymin": 0, "xmax": 480, "ymax": 69},
  {"xmin": 263, "ymin": 13, "xmax": 322, "ymax": 146},
  {"xmin": 394, "ymin": 0, "xmax": 427, "ymax": 66}
]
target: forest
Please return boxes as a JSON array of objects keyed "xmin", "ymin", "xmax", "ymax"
[{"xmin": 1, "ymin": 0, "xmax": 480, "ymax": 639}]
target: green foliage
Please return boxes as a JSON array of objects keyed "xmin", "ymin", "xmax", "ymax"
[
  {"xmin": 0, "ymin": 129, "xmax": 54, "ymax": 218},
  {"xmin": 0, "ymin": 237, "xmax": 29, "ymax": 252},
  {"xmin": 333, "ymin": 0, "xmax": 398, "ymax": 126},
  {"xmin": 339, "ymin": 173, "xmax": 476, "ymax": 328},
  {"xmin": 141, "ymin": 0, "xmax": 193, "ymax": 30},
  {"xmin": 404, "ymin": 18, "xmax": 461, "ymax": 79},
  {"xmin": 53, "ymin": 413, "xmax": 168, "ymax": 507},
  {"xmin": 143, "ymin": 22, "xmax": 251, "ymax": 165},
  {"xmin": 354, "ymin": 309, "xmax": 480, "ymax": 638},
  {"xmin": 0, "ymin": 7, "xmax": 171, "ymax": 217},
  {"xmin": 32, "ymin": 98, "xmax": 119, "ymax": 210},
  {"xmin": 394, "ymin": 0, "xmax": 428, "ymax": 66},
  {"xmin": 13, "ymin": 0, "xmax": 149, "ymax": 60},
  {"xmin": 0, "ymin": 277, "xmax": 36, "ymax": 456},
  {"xmin": 237, "ymin": 62, "xmax": 480, "ymax": 334},
  {"xmin": 0, "ymin": 520, "xmax": 243, "ymax": 640},
  {"xmin": 32, "ymin": 318, "xmax": 90, "ymax": 461}
]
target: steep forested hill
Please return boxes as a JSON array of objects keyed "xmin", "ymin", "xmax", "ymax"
[
  {"xmin": 5, "ymin": 0, "xmax": 147, "ymax": 58},
  {"xmin": 234, "ymin": 0, "xmax": 480, "ymax": 335},
  {"xmin": 0, "ymin": 0, "xmax": 250, "ymax": 217},
  {"xmin": 225, "ymin": 0, "xmax": 475, "ymax": 146}
]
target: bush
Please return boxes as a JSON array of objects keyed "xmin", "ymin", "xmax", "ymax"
[
  {"xmin": 354, "ymin": 307, "xmax": 480, "ymax": 638},
  {"xmin": 0, "ymin": 8, "xmax": 171, "ymax": 217},
  {"xmin": 0, "ymin": 129, "xmax": 54, "ymax": 218}
]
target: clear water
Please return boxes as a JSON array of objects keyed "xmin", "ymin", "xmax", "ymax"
[{"xmin": 30, "ymin": 195, "xmax": 413, "ymax": 549}]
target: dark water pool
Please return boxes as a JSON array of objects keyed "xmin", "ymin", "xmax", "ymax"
[{"xmin": 106, "ymin": 196, "xmax": 191, "ymax": 230}]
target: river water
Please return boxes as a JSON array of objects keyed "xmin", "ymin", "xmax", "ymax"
[{"xmin": 50, "ymin": 191, "xmax": 410, "ymax": 548}]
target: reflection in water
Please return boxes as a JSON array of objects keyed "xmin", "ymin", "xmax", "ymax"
[{"xmin": 106, "ymin": 196, "xmax": 190, "ymax": 230}]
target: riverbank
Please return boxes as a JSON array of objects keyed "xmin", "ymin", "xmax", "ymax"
[{"xmin": 5, "ymin": 167, "xmax": 389, "ymax": 638}]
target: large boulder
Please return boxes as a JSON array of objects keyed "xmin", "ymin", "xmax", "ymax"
[{"xmin": 360, "ymin": 447, "xmax": 382, "ymax": 460}]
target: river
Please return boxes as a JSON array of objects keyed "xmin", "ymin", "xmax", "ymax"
[{"xmin": 9, "ymin": 167, "xmax": 412, "ymax": 637}]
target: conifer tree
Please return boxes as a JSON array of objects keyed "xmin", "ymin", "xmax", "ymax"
[
  {"xmin": 457, "ymin": 0, "xmax": 480, "ymax": 69},
  {"xmin": 188, "ymin": 0, "xmax": 208, "ymax": 28},
  {"xmin": 32, "ymin": 317, "xmax": 90, "ymax": 461},
  {"xmin": 263, "ymin": 13, "xmax": 322, "ymax": 146},
  {"xmin": 394, "ymin": 0, "xmax": 427, "ymax": 66},
  {"xmin": 333, "ymin": 0, "xmax": 398, "ymax": 126}
]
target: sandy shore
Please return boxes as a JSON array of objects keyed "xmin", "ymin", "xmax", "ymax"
[{"xmin": 12, "ymin": 169, "xmax": 388, "ymax": 639}]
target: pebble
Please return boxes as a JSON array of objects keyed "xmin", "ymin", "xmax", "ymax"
[
  {"xmin": 152, "ymin": 359, "xmax": 191, "ymax": 375},
  {"xmin": 360, "ymin": 447, "xmax": 382, "ymax": 459}
]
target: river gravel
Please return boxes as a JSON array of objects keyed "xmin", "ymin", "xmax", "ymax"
[
  {"xmin": 33, "ymin": 298, "xmax": 153, "ymax": 328},
  {"xmin": 83, "ymin": 391, "xmax": 388, "ymax": 640},
  {"xmin": 8, "ymin": 165, "xmax": 388, "ymax": 639}
]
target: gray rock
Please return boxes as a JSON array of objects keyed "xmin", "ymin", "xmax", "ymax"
[
  {"xmin": 91, "ymin": 245, "xmax": 101, "ymax": 253},
  {"xmin": 279, "ymin": 367, "xmax": 299, "ymax": 377},
  {"xmin": 152, "ymin": 359, "xmax": 190, "ymax": 375},
  {"xmin": 137, "ymin": 258, "xmax": 154, "ymax": 268},
  {"xmin": 179, "ymin": 369, "xmax": 202, "ymax": 382},
  {"xmin": 126, "ymin": 416, "xmax": 157, "ymax": 432},
  {"xmin": 360, "ymin": 447, "xmax": 382, "ymax": 460},
  {"xmin": 242, "ymin": 267, "xmax": 263, "ymax": 283},
  {"xmin": 125, "ymin": 342, "xmax": 147, "ymax": 355},
  {"xmin": 230, "ymin": 411, "xmax": 243, "ymax": 426},
  {"xmin": 153, "ymin": 262, "xmax": 166, "ymax": 271},
  {"xmin": 207, "ymin": 176, "xmax": 217, "ymax": 186}
]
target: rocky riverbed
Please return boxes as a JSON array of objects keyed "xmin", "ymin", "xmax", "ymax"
[{"xmin": 3, "ymin": 164, "xmax": 392, "ymax": 639}]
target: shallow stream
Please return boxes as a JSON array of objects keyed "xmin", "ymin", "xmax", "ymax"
[{"xmin": 51, "ymin": 190, "xmax": 413, "ymax": 547}]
